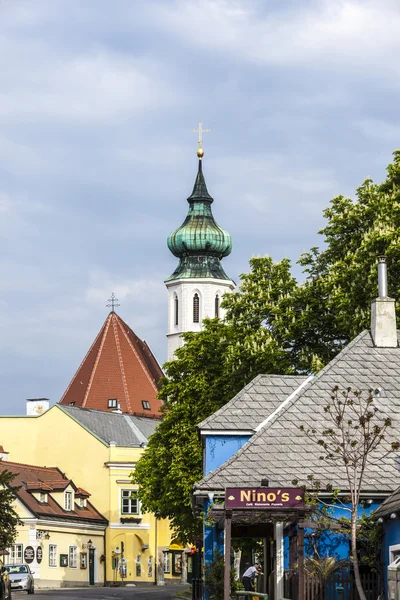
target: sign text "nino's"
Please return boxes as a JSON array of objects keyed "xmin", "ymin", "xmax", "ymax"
[{"xmin": 225, "ymin": 487, "xmax": 305, "ymax": 510}]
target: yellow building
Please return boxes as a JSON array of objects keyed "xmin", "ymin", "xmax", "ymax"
[
  {"xmin": 0, "ymin": 456, "xmax": 107, "ymax": 589},
  {"xmin": 0, "ymin": 404, "xmax": 182, "ymax": 585}
]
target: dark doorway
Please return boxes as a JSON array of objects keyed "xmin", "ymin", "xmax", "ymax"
[{"xmin": 89, "ymin": 549, "xmax": 95, "ymax": 585}]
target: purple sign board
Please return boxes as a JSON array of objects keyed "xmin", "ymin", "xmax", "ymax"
[{"xmin": 225, "ymin": 487, "xmax": 305, "ymax": 510}]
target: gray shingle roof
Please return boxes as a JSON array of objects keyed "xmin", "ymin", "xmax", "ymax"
[
  {"xmin": 198, "ymin": 375, "xmax": 308, "ymax": 432},
  {"xmin": 194, "ymin": 330, "xmax": 400, "ymax": 494},
  {"xmin": 375, "ymin": 486, "xmax": 400, "ymax": 516},
  {"xmin": 59, "ymin": 405, "xmax": 159, "ymax": 446}
]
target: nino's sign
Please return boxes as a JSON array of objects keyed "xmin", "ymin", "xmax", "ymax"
[{"xmin": 225, "ymin": 487, "xmax": 305, "ymax": 510}]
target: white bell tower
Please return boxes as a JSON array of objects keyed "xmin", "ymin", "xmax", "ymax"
[{"xmin": 165, "ymin": 123, "xmax": 235, "ymax": 361}]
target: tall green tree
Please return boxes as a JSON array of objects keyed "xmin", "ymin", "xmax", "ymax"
[
  {"xmin": 0, "ymin": 469, "xmax": 21, "ymax": 551},
  {"xmin": 134, "ymin": 151, "xmax": 400, "ymax": 542},
  {"xmin": 134, "ymin": 257, "xmax": 299, "ymax": 541}
]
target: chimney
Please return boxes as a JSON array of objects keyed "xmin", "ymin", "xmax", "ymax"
[
  {"xmin": 371, "ymin": 256, "xmax": 398, "ymax": 347},
  {"xmin": 26, "ymin": 398, "xmax": 50, "ymax": 416},
  {"xmin": 0, "ymin": 446, "xmax": 9, "ymax": 461}
]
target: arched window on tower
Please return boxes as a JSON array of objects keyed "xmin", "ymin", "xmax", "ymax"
[
  {"xmin": 215, "ymin": 294, "xmax": 220, "ymax": 319},
  {"xmin": 193, "ymin": 293, "xmax": 200, "ymax": 323},
  {"xmin": 174, "ymin": 294, "xmax": 179, "ymax": 326}
]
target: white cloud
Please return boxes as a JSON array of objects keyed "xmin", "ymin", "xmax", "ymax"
[{"xmin": 156, "ymin": 0, "xmax": 400, "ymax": 80}]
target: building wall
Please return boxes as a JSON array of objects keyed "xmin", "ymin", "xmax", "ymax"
[
  {"xmin": 166, "ymin": 278, "xmax": 235, "ymax": 361},
  {"xmin": 205, "ymin": 435, "xmax": 251, "ymax": 475},
  {"xmin": 0, "ymin": 407, "xmax": 179, "ymax": 584},
  {"xmin": 383, "ymin": 519, "xmax": 400, "ymax": 596},
  {"xmin": 7, "ymin": 499, "xmax": 105, "ymax": 588}
]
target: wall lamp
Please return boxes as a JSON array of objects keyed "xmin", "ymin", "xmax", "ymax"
[{"xmin": 390, "ymin": 513, "xmax": 397, "ymax": 519}]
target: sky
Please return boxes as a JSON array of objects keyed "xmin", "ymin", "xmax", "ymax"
[{"xmin": 1, "ymin": 0, "xmax": 400, "ymax": 415}]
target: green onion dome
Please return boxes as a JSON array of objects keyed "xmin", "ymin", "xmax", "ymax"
[{"xmin": 166, "ymin": 160, "xmax": 232, "ymax": 281}]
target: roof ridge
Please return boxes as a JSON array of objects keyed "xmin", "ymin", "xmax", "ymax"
[
  {"xmin": 116, "ymin": 315, "xmax": 159, "ymax": 394},
  {"xmin": 0, "ymin": 461, "xmax": 60, "ymax": 472},
  {"xmin": 82, "ymin": 314, "xmax": 112, "ymax": 408},
  {"xmin": 112, "ymin": 315, "xmax": 132, "ymax": 414}
]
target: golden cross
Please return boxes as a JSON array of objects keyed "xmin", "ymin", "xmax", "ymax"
[{"xmin": 192, "ymin": 121, "xmax": 210, "ymax": 148}]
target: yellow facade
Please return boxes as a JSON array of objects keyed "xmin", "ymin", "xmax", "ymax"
[{"xmin": 0, "ymin": 406, "xmax": 180, "ymax": 585}]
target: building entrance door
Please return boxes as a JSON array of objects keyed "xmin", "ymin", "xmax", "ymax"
[{"xmin": 89, "ymin": 549, "xmax": 95, "ymax": 585}]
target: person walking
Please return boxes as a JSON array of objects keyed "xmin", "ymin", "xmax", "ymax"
[{"xmin": 242, "ymin": 562, "xmax": 260, "ymax": 592}]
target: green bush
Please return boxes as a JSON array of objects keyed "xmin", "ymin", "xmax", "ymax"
[{"xmin": 205, "ymin": 549, "xmax": 238, "ymax": 600}]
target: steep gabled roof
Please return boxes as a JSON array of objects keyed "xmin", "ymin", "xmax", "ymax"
[
  {"xmin": 194, "ymin": 330, "xmax": 400, "ymax": 494},
  {"xmin": 59, "ymin": 405, "xmax": 159, "ymax": 446},
  {"xmin": 198, "ymin": 374, "xmax": 309, "ymax": 432},
  {"xmin": 0, "ymin": 461, "xmax": 106, "ymax": 524},
  {"xmin": 59, "ymin": 311, "xmax": 163, "ymax": 417}
]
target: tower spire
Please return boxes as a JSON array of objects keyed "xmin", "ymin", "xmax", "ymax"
[{"xmin": 191, "ymin": 120, "xmax": 210, "ymax": 160}]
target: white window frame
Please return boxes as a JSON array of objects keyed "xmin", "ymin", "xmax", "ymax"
[
  {"xmin": 79, "ymin": 497, "xmax": 86, "ymax": 508},
  {"xmin": 49, "ymin": 544, "xmax": 58, "ymax": 568},
  {"xmin": 389, "ymin": 543, "xmax": 400, "ymax": 563},
  {"xmin": 69, "ymin": 545, "xmax": 78, "ymax": 569},
  {"xmin": 164, "ymin": 552, "xmax": 171, "ymax": 574},
  {"xmin": 39, "ymin": 492, "xmax": 48, "ymax": 503},
  {"xmin": 108, "ymin": 399, "xmax": 117, "ymax": 409},
  {"xmin": 142, "ymin": 400, "xmax": 151, "ymax": 411},
  {"xmin": 65, "ymin": 491, "xmax": 73, "ymax": 511},
  {"xmin": 8, "ymin": 544, "xmax": 23, "ymax": 565},
  {"xmin": 120, "ymin": 489, "xmax": 140, "ymax": 516}
]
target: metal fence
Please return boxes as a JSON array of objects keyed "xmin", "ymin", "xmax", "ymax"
[{"xmin": 192, "ymin": 577, "xmax": 204, "ymax": 600}]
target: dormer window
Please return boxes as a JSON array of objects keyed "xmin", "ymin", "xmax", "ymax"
[
  {"xmin": 193, "ymin": 294, "xmax": 200, "ymax": 323},
  {"xmin": 79, "ymin": 497, "xmax": 87, "ymax": 508},
  {"xmin": 142, "ymin": 401, "xmax": 151, "ymax": 411},
  {"xmin": 108, "ymin": 399, "xmax": 118, "ymax": 409},
  {"xmin": 39, "ymin": 492, "xmax": 48, "ymax": 503},
  {"xmin": 64, "ymin": 491, "xmax": 73, "ymax": 511}
]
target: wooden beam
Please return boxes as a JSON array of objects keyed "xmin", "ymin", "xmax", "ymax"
[{"xmin": 224, "ymin": 513, "xmax": 232, "ymax": 600}]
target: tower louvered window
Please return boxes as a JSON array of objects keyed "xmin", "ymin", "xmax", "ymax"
[
  {"xmin": 174, "ymin": 295, "xmax": 179, "ymax": 326},
  {"xmin": 215, "ymin": 294, "xmax": 220, "ymax": 318},
  {"xmin": 193, "ymin": 293, "xmax": 200, "ymax": 323}
]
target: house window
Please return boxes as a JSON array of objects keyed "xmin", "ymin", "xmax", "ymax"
[
  {"xmin": 174, "ymin": 295, "xmax": 179, "ymax": 326},
  {"xmin": 164, "ymin": 552, "xmax": 171, "ymax": 574},
  {"xmin": 108, "ymin": 399, "xmax": 118, "ymax": 409},
  {"xmin": 79, "ymin": 498, "xmax": 87, "ymax": 508},
  {"xmin": 215, "ymin": 294, "xmax": 220, "ymax": 318},
  {"xmin": 49, "ymin": 544, "xmax": 58, "ymax": 568},
  {"xmin": 64, "ymin": 491, "xmax": 73, "ymax": 511},
  {"xmin": 193, "ymin": 293, "xmax": 200, "ymax": 323},
  {"xmin": 142, "ymin": 400, "xmax": 151, "ymax": 411},
  {"xmin": 39, "ymin": 492, "xmax": 48, "ymax": 503},
  {"xmin": 121, "ymin": 489, "xmax": 139, "ymax": 515},
  {"xmin": 8, "ymin": 544, "xmax": 23, "ymax": 565},
  {"xmin": 69, "ymin": 402, "xmax": 75, "ymax": 406},
  {"xmin": 69, "ymin": 546, "xmax": 78, "ymax": 569}
]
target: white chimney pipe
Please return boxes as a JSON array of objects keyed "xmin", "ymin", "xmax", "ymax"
[
  {"xmin": 378, "ymin": 256, "xmax": 388, "ymax": 297},
  {"xmin": 371, "ymin": 256, "xmax": 397, "ymax": 347}
]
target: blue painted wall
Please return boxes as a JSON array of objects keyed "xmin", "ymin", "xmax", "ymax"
[{"xmin": 205, "ymin": 435, "xmax": 251, "ymax": 475}]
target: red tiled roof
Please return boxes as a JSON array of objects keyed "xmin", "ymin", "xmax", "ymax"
[
  {"xmin": 0, "ymin": 461, "xmax": 106, "ymax": 524},
  {"xmin": 59, "ymin": 311, "xmax": 164, "ymax": 417},
  {"xmin": 75, "ymin": 487, "xmax": 90, "ymax": 498}
]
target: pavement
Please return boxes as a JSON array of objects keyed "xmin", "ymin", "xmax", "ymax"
[{"xmin": 12, "ymin": 586, "xmax": 188, "ymax": 600}]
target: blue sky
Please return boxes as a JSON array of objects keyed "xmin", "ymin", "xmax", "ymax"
[{"xmin": 1, "ymin": 0, "xmax": 399, "ymax": 415}]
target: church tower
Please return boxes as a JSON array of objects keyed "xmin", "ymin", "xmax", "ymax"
[{"xmin": 165, "ymin": 124, "xmax": 235, "ymax": 360}]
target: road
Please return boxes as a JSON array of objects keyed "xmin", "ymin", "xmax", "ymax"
[{"xmin": 12, "ymin": 586, "xmax": 187, "ymax": 600}]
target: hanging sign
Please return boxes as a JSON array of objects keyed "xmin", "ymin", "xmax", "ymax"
[
  {"xmin": 24, "ymin": 546, "xmax": 35, "ymax": 564},
  {"xmin": 225, "ymin": 487, "xmax": 305, "ymax": 510},
  {"xmin": 36, "ymin": 547, "xmax": 43, "ymax": 563}
]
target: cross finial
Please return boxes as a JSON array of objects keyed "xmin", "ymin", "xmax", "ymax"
[
  {"xmin": 191, "ymin": 120, "xmax": 210, "ymax": 159},
  {"xmin": 107, "ymin": 293, "xmax": 120, "ymax": 313}
]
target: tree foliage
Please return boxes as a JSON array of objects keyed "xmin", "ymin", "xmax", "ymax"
[
  {"xmin": 135, "ymin": 151, "xmax": 400, "ymax": 542},
  {"xmin": 0, "ymin": 469, "xmax": 21, "ymax": 551}
]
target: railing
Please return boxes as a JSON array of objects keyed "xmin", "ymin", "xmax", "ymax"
[
  {"xmin": 192, "ymin": 577, "xmax": 204, "ymax": 600},
  {"xmin": 286, "ymin": 572, "xmax": 381, "ymax": 600}
]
